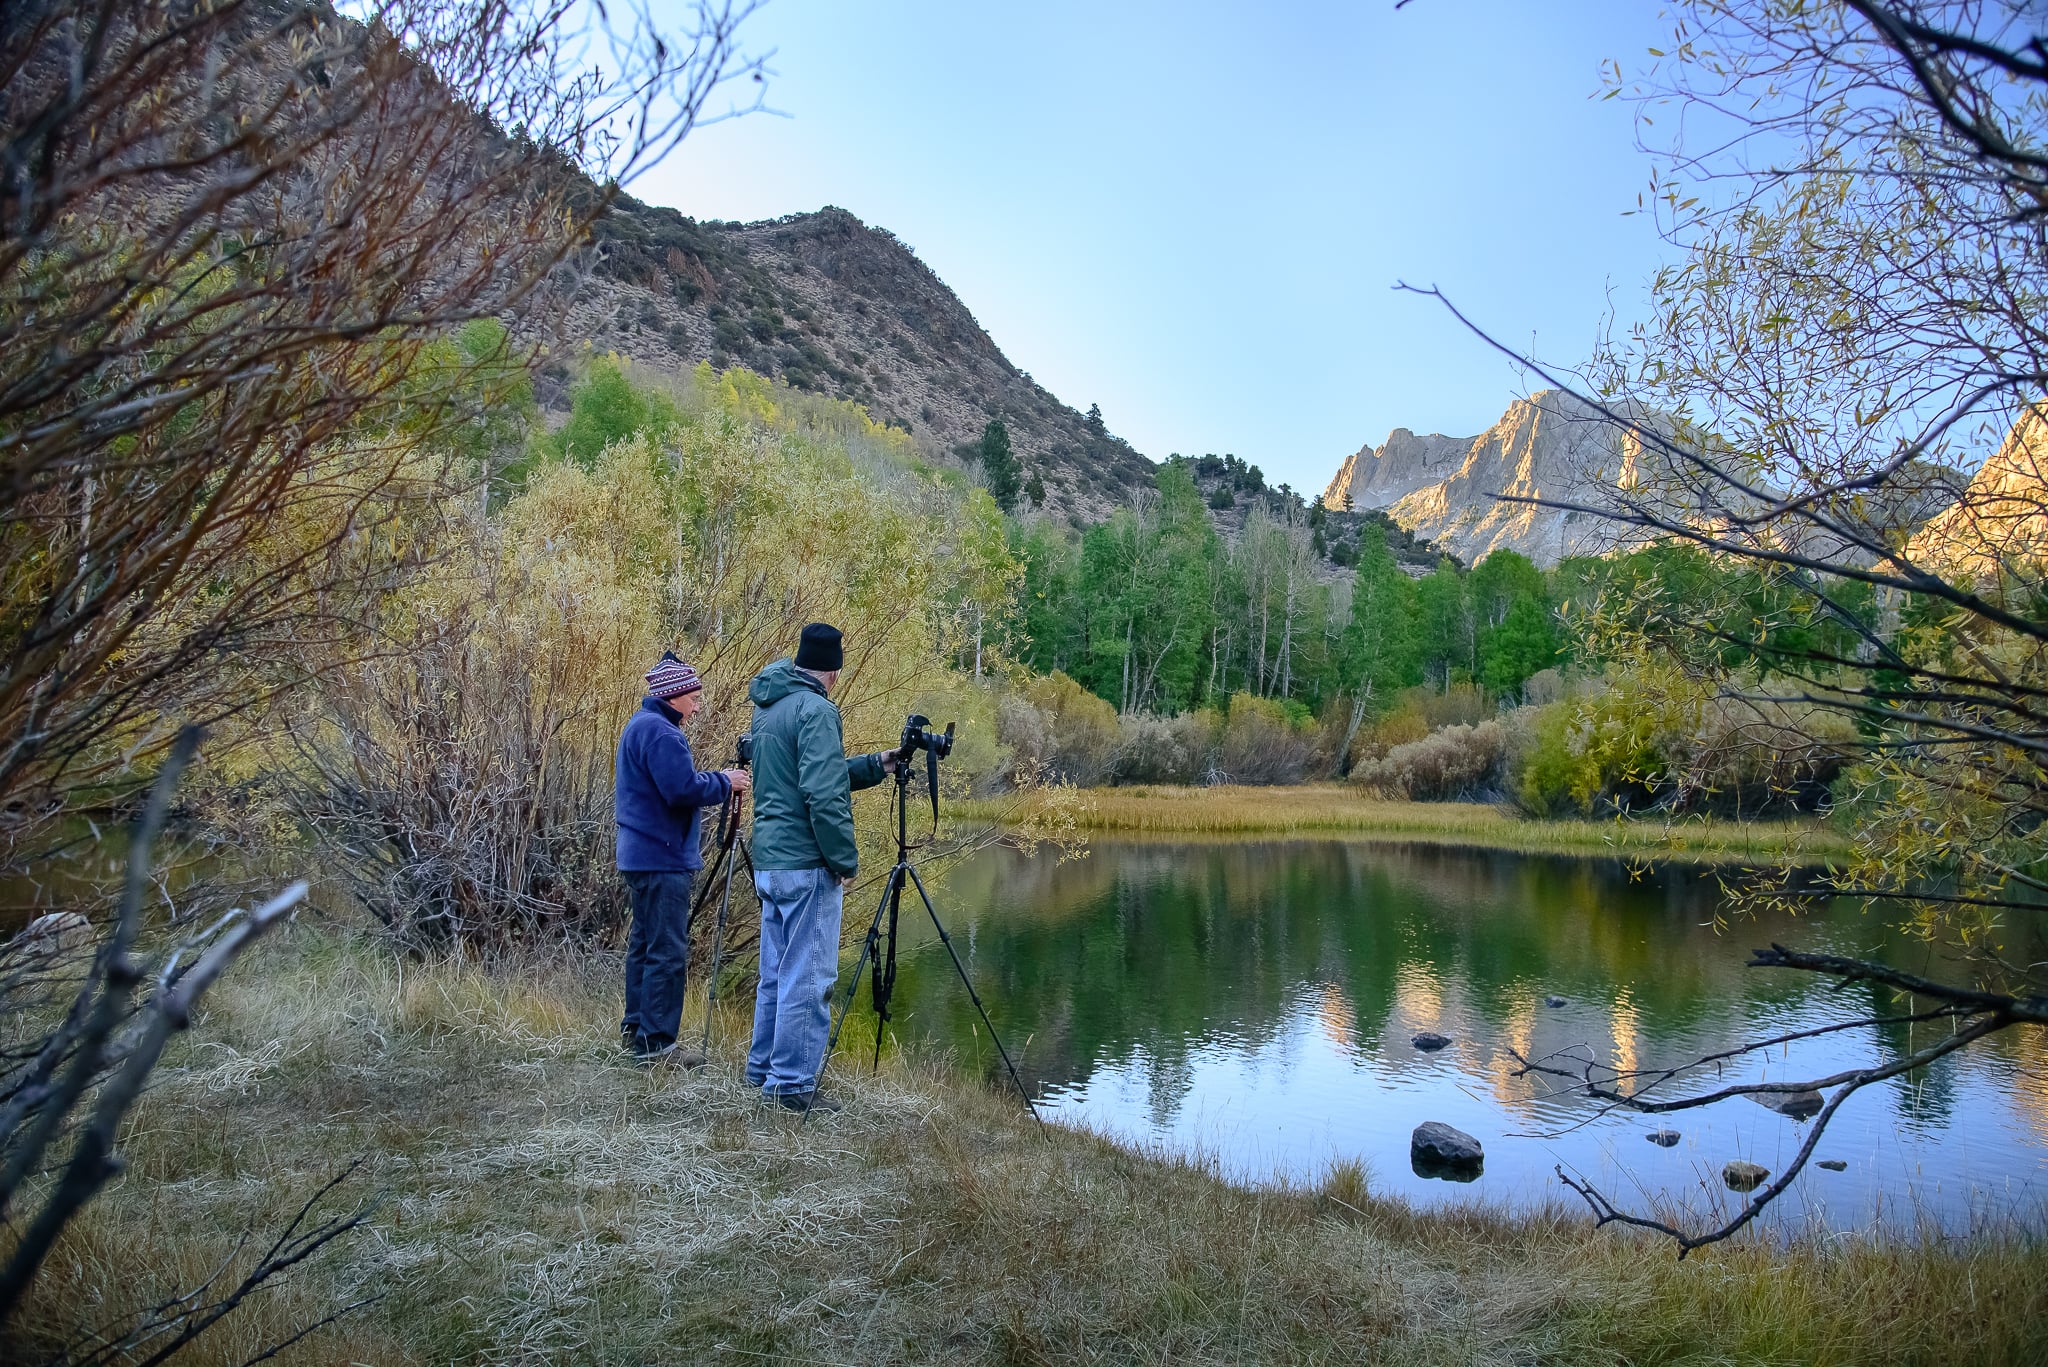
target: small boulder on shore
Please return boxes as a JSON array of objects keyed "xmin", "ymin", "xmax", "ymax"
[
  {"xmin": 1544, "ymin": 994, "xmax": 1568, "ymax": 1008},
  {"xmin": 1646, "ymin": 1130, "xmax": 1680, "ymax": 1147},
  {"xmin": 1724, "ymin": 1160, "xmax": 1770, "ymax": 1191},
  {"xmin": 1411, "ymin": 1121, "xmax": 1484, "ymax": 1181},
  {"xmin": 1411, "ymin": 1031, "xmax": 1452, "ymax": 1052}
]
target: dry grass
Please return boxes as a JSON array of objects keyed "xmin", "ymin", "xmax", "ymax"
[
  {"xmin": 10, "ymin": 928, "xmax": 2040, "ymax": 1365},
  {"xmin": 963, "ymin": 784, "xmax": 1855, "ymax": 863}
]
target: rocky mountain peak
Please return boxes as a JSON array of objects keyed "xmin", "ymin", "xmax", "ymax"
[{"xmin": 1324, "ymin": 390, "xmax": 1652, "ymax": 566}]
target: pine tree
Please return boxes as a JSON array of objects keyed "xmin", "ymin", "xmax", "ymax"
[{"xmin": 978, "ymin": 417, "xmax": 1021, "ymax": 511}]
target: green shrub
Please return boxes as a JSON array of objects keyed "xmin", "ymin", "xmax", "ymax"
[{"xmin": 1509, "ymin": 673, "xmax": 1851, "ymax": 818}]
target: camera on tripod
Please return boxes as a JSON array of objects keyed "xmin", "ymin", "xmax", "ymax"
[
  {"xmin": 734, "ymin": 732, "xmax": 753, "ymax": 767},
  {"xmin": 819, "ymin": 711, "xmax": 1045, "ymax": 1132},
  {"xmin": 895, "ymin": 713, "xmax": 954, "ymax": 764}
]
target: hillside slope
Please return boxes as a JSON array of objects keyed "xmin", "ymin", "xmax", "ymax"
[{"xmin": 559, "ymin": 199, "xmax": 1155, "ymax": 519}]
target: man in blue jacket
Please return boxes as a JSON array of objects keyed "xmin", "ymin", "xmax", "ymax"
[
  {"xmin": 616, "ymin": 652, "xmax": 751, "ymax": 1066},
  {"xmin": 746, "ymin": 623, "xmax": 895, "ymax": 1112}
]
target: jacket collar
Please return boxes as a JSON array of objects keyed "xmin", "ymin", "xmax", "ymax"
[{"xmin": 641, "ymin": 695, "xmax": 683, "ymax": 725}]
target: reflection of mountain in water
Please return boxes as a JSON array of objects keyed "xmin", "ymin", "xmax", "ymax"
[
  {"xmin": 891, "ymin": 840, "xmax": 2048, "ymax": 1230},
  {"xmin": 907, "ymin": 841, "xmax": 2041, "ymax": 1129}
]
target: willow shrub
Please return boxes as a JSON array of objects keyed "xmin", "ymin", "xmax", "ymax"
[
  {"xmin": 1215, "ymin": 693, "xmax": 1319, "ymax": 785},
  {"xmin": 1351, "ymin": 720, "xmax": 1509, "ymax": 801},
  {"xmin": 290, "ymin": 375, "xmax": 1018, "ymax": 950},
  {"xmin": 995, "ymin": 671, "xmax": 1120, "ymax": 787},
  {"xmin": 1509, "ymin": 667, "xmax": 1852, "ymax": 819}
]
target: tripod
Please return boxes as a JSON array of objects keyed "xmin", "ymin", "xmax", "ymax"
[
  {"xmin": 687, "ymin": 786, "xmax": 753, "ymax": 1059},
  {"xmin": 818, "ymin": 749, "xmax": 1044, "ymax": 1131}
]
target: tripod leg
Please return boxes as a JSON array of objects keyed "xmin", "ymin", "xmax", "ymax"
[
  {"xmin": 697, "ymin": 837, "xmax": 741, "ymax": 1058},
  {"xmin": 814, "ymin": 865, "xmax": 901, "ymax": 1107},
  {"xmin": 686, "ymin": 837, "xmax": 731, "ymax": 927},
  {"xmin": 872, "ymin": 871, "xmax": 904, "ymax": 1073},
  {"xmin": 905, "ymin": 866, "xmax": 1047, "ymax": 1135}
]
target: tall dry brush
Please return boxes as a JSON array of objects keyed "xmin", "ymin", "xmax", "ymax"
[{"xmin": 0, "ymin": 0, "xmax": 763, "ymax": 1347}]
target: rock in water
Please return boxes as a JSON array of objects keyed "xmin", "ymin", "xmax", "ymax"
[
  {"xmin": 1724, "ymin": 1160, "xmax": 1770, "ymax": 1192},
  {"xmin": 1411, "ymin": 1031, "xmax": 1452, "ymax": 1052},
  {"xmin": 1544, "ymin": 994, "xmax": 1568, "ymax": 1008},
  {"xmin": 1817, "ymin": 1159, "xmax": 1847, "ymax": 1172},
  {"xmin": 1411, "ymin": 1122, "xmax": 1484, "ymax": 1181},
  {"xmin": 1771, "ymin": 1089, "xmax": 1825, "ymax": 1121},
  {"xmin": 1646, "ymin": 1130, "xmax": 1680, "ymax": 1147}
]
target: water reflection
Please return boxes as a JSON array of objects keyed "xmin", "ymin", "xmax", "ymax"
[{"xmin": 876, "ymin": 839, "xmax": 2048, "ymax": 1234}]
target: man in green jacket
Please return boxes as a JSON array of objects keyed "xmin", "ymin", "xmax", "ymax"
[{"xmin": 746, "ymin": 623, "xmax": 895, "ymax": 1112}]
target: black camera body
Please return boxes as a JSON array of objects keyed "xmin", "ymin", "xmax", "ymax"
[
  {"xmin": 896, "ymin": 713, "xmax": 954, "ymax": 764},
  {"xmin": 734, "ymin": 733, "xmax": 753, "ymax": 767}
]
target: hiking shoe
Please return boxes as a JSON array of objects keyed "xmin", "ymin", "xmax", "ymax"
[{"xmin": 772, "ymin": 1089, "xmax": 842, "ymax": 1115}]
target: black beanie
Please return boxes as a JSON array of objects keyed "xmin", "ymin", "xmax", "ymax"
[{"xmin": 794, "ymin": 622, "xmax": 844, "ymax": 672}]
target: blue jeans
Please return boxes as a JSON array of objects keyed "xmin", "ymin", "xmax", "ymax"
[
  {"xmin": 749, "ymin": 866, "xmax": 844, "ymax": 1095},
  {"xmin": 622, "ymin": 870, "xmax": 696, "ymax": 1051}
]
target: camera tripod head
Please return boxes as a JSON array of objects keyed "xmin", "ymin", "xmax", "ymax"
[
  {"xmin": 894, "ymin": 713, "xmax": 953, "ymax": 768},
  {"xmin": 889, "ymin": 713, "xmax": 953, "ymax": 848}
]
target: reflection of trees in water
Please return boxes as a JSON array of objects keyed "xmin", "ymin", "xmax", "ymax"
[
  {"xmin": 1141, "ymin": 1047, "xmax": 1194, "ymax": 1128},
  {"xmin": 901, "ymin": 840, "xmax": 1973, "ymax": 1109}
]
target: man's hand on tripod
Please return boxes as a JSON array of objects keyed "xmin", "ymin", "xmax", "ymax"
[
  {"xmin": 722, "ymin": 768, "xmax": 751, "ymax": 795},
  {"xmin": 878, "ymin": 750, "xmax": 899, "ymax": 775}
]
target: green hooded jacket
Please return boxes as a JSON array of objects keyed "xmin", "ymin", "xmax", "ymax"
[{"xmin": 747, "ymin": 659, "xmax": 886, "ymax": 878}]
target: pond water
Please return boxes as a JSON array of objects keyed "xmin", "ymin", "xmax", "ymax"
[{"xmin": 867, "ymin": 838, "xmax": 2048, "ymax": 1237}]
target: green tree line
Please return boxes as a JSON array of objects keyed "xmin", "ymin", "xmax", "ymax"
[
  {"xmin": 1002, "ymin": 464, "xmax": 1889, "ymax": 736},
  {"xmin": 1006, "ymin": 463, "xmax": 1565, "ymax": 722}
]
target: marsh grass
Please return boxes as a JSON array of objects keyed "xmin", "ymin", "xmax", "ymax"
[
  {"xmin": 9, "ymin": 929, "xmax": 2041, "ymax": 1364},
  {"xmin": 966, "ymin": 784, "xmax": 1854, "ymax": 863}
]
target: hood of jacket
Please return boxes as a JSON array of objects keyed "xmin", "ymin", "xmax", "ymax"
[{"xmin": 748, "ymin": 658, "xmax": 826, "ymax": 709}]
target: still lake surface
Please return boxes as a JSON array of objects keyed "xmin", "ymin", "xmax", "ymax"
[{"xmin": 875, "ymin": 838, "xmax": 2048, "ymax": 1236}]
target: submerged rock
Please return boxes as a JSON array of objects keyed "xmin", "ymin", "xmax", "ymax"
[
  {"xmin": 1817, "ymin": 1159, "xmax": 1848, "ymax": 1172},
  {"xmin": 1544, "ymin": 994, "xmax": 1568, "ymax": 1008},
  {"xmin": 1646, "ymin": 1130, "xmax": 1681, "ymax": 1147},
  {"xmin": 1768, "ymin": 1089, "xmax": 1826, "ymax": 1121},
  {"xmin": 1411, "ymin": 1031, "xmax": 1453, "ymax": 1052},
  {"xmin": 1411, "ymin": 1121, "xmax": 1484, "ymax": 1181},
  {"xmin": 1724, "ymin": 1160, "xmax": 1770, "ymax": 1191}
]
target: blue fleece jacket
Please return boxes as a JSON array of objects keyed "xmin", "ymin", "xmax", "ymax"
[{"xmin": 615, "ymin": 696, "xmax": 732, "ymax": 872}]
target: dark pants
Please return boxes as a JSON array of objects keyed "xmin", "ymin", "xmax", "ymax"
[{"xmin": 622, "ymin": 870, "xmax": 696, "ymax": 1050}]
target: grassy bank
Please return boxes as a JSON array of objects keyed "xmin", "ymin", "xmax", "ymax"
[
  {"xmin": 11, "ymin": 929, "xmax": 2041, "ymax": 1365},
  {"xmin": 963, "ymin": 784, "xmax": 1853, "ymax": 862}
]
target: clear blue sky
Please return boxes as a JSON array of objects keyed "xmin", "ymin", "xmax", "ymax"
[{"xmin": 639, "ymin": 0, "xmax": 1674, "ymax": 494}]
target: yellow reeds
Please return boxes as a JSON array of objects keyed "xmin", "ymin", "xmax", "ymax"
[{"xmin": 959, "ymin": 784, "xmax": 1852, "ymax": 862}]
